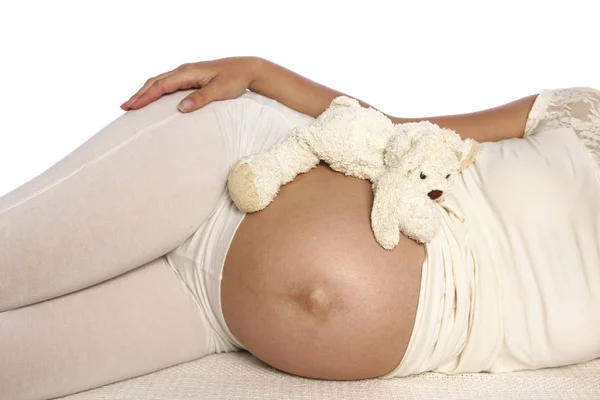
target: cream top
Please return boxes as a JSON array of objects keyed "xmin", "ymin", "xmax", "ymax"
[{"xmin": 382, "ymin": 87, "xmax": 600, "ymax": 378}]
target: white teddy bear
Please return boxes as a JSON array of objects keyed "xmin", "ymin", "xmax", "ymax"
[{"xmin": 227, "ymin": 96, "xmax": 480, "ymax": 249}]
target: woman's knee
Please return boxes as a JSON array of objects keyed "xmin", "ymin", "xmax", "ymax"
[
  {"xmin": 237, "ymin": 90, "xmax": 315, "ymax": 128},
  {"xmin": 0, "ymin": 90, "xmax": 231, "ymax": 312}
]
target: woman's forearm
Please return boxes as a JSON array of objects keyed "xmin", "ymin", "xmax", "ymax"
[
  {"xmin": 392, "ymin": 94, "xmax": 539, "ymax": 142},
  {"xmin": 248, "ymin": 57, "xmax": 376, "ymax": 118},
  {"xmin": 248, "ymin": 57, "xmax": 538, "ymax": 143}
]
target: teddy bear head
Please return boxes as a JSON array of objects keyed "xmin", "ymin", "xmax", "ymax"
[{"xmin": 383, "ymin": 121, "xmax": 480, "ymax": 202}]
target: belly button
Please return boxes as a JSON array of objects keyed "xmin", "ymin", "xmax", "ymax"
[{"xmin": 294, "ymin": 286, "xmax": 333, "ymax": 321}]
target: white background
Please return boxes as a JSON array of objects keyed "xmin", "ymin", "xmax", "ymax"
[{"xmin": 1, "ymin": 0, "xmax": 599, "ymax": 196}]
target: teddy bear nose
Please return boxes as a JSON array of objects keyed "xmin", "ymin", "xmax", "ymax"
[{"xmin": 428, "ymin": 190, "xmax": 443, "ymax": 200}]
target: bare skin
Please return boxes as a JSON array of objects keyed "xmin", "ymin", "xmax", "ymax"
[{"xmin": 122, "ymin": 56, "xmax": 538, "ymax": 379}]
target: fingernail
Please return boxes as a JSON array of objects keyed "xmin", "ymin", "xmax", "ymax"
[{"xmin": 178, "ymin": 98, "xmax": 194, "ymax": 112}]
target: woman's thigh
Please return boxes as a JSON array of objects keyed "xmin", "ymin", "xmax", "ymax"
[
  {"xmin": 0, "ymin": 89, "xmax": 230, "ymax": 311},
  {"xmin": 0, "ymin": 255, "xmax": 210, "ymax": 400}
]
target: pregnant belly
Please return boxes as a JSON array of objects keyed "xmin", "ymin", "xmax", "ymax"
[{"xmin": 221, "ymin": 163, "xmax": 425, "ymax": 380}]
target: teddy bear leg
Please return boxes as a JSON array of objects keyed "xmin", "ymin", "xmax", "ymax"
[{"xmin": 228, "ymin": 135, "xmax": 319, "ymax": 212}]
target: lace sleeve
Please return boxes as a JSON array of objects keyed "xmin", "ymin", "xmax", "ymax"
[{"xmin": 524, "ymin": 87, "xmax": 600, "ymax": 164}]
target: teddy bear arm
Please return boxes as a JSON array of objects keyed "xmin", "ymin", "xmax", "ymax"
[
  {"xmin": 327, "ymin": 161, "xmax": 385, "ymax": 181},
  {"xmin": 228, "ymin": 134, "xmax": 319, "ymax": 212},
  {"xmin": 370, "ymin": 191, "xmax": 402, "ymax": 250}
]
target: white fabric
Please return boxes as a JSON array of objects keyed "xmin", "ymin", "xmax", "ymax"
[
  {"xmin": 56, "ymin": 352, "xmax": 600, "ymax": 400},
  {"xmin": 383, "ymin": 87, "xmax": 600, "ymax": 378}
]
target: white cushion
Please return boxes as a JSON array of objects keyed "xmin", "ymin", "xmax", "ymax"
[{"xmin": 57, "ymin": 352, "xmax": 600, "ymax": 400}]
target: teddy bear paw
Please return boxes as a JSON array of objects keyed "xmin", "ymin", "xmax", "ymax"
[
  {"xmin": 400, "ymin": 217, "xmax": 439, "ymax": 244},
  {"xmin": 227, "ymin": 161, "xmax": 263, "ymax": 212},
  {"xmin": 373, "ymin": 224, "xmax": 401, "ymax": 250},
  {"xmin": 227, "ymin": 159, "xmax": 280, "ymax": 212}
]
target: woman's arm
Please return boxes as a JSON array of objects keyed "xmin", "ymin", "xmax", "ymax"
[
  {"xmin": 250, "ymin": 57, "xmax": 538, "ymax": 143},
  {"xmin": 390, "ymin": 95, "xmax": 539, "ymax": 142},
  {"xmin": 122, "ymin": 56, "xmax": 538, "ymax": 143},
  {"xmin": 248, "ymin": 58, "xmax": 376, "ymax": 119}
]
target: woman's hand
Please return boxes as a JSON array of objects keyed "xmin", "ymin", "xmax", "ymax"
[{"xmin": 120, "ymin": 56, "xmax": 263, "ymax": 113}]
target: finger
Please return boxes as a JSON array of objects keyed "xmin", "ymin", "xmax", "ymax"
[
  {"xmin": 120, "ymin": 70, "xmax": 174, "ymax": 109},
  {"xmin": 120, "ymin": 71, "xmax": 173, "ymax": 110},
  {"xmin": 120, "ymin": 70, "xmax": 174, "ymax": 110},
  {"xmin": 177, "ymin": 77, "xmax": 227, "ymax": 113},
  {"xmin": 125, "ymin": 70, "xmax": 208, "ymax": 110}
]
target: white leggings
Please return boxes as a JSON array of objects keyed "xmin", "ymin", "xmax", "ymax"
[{"xmin": 0, "ymin": 89, "xmax": 314, "ymax": 400}]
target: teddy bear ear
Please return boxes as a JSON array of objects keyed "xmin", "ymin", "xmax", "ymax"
[
  {"xmin": 383, "ymin": 132, "xmax": 413, "ymax": 168},
  {"xmin": 457, "ymin": 138, "xmax": 482, "ymax": 171},
  {"xmin": 331, "ymin": 96, "xmax": 361, "ymax": 108}
]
